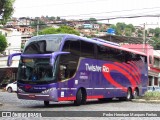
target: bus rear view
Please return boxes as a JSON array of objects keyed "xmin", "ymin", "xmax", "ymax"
[{"xmin": 7, "ymin": 34, "xmax": 148, "ymax": 106}]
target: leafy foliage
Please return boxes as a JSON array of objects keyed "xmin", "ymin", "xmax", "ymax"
[
  {"xmin": 38, "ymin": 26, "xmax": 80, "ymax": 36},
  {"xmin": 88, "ymin": 18, "xmax": 97, "ymax": 24},
  {"xmin": 0, "ymin": 0, "xmax": 15, "ymax": 25},
  {"xmin": 0, "ymin": 34, "xmax": 7, "ymax": 53},
  {"xmin": 110, "ymin": 22, "xmax": 135, "ymax": 36},
  {"xmin": 143, "ymin": 91, "xmax": 160, "ymax": 100}
]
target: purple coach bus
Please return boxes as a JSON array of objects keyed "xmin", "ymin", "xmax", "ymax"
[{"xmin": 7, "ymin": 34, "xmax": 148, "ymax": 106}]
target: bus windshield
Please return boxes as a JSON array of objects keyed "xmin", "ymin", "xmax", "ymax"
[
  {"xmin": 17, "ymin": 58, "xmax": 56, "ymax": 83},
  {"xmin": 17, "ymin": 35, "xmax": 63, "ymax": 84},
  {"xmin": 24, "ymin": 36, "xmax": 62, "ymax": 54}
]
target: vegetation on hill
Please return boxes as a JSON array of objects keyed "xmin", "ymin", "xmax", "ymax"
[
  {"xmin": 110, "ymin": 22, "xmax": 160, "ymax": 49},
  {"xmin": 38, "ymin": 25, "xmax": 80, "ymax": 36},
  {"xmin": 0, "ymin": 0, "xmax": 15, "ymax": 25}
]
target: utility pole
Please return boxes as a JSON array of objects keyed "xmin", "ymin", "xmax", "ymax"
[
  {"xmin": 37, "ymin": 19, "xmax": 39, "ymax": 36},
  {"xmin": 142, "ymin": 23, "xmax": 146, "ymax": 53},
  {"xmin": 141, "ymin": 23, "xmax": 158, "ymax": 53}
]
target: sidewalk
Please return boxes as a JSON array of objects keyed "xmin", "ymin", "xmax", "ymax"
[
  {"xmin": 0, "ymin": 89, "xmax": 4, "ymax": 106},
  {"xmin": 132, "ymin": 99, "xmax": 160, "ymax": 103}
]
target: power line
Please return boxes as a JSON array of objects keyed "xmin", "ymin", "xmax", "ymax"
[
  {"xmin": 60, "ymin": 6, "xmax": 160, "ymax": 18},
  {"xmin": 15, "ymin": 0, "xmax": 108, "ymax": 9}
]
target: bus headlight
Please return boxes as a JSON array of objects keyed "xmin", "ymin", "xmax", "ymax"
[{"xmin": 18, "ymin": 87, "xmax": 24, "ymax": 93}]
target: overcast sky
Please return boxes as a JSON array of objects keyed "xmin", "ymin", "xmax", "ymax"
[{"xmin": 13, "ymin": 0, "xmax": 160, "ymax": 28}]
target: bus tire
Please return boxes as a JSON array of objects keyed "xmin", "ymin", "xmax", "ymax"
[
  {"xmin": 81, "ymin": 89, "xmax": 87, "ymax": 105},
  {"xmin": 44, "ymin": 101, "xmax": 49, "ymax": 106},
  {"xmin": 74, "ymin": 89, "xmax": 82, "ymax": 106},
  {"xmin": 133, "ymin": 88, "xmax": 139, "ymax": 99},
  {"xmin": 126, "ymin": 88, "xmax": 132, "ymax": 101}
]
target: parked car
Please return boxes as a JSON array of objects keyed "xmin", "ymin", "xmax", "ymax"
[{"xmin": 6, "ymin": 81, "xmax": 17, "ymax": 93}]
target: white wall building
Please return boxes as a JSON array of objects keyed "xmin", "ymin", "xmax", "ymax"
[
  {"xmin": 0, "ymin": 28, "xmax": 21, "ymax": 55},
  {"xmin": 0, "ymin": 28, "xmax": 21, "ymax": 68}
]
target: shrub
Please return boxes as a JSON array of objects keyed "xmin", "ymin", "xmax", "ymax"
[{"xmin": 143, "ymin": 91, "xmax": 160, "ymax": 100}]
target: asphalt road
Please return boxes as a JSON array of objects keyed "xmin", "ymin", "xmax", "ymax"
[{"xmin": 0, "ymin": 91, "xmax": 160, "ymax": 120}]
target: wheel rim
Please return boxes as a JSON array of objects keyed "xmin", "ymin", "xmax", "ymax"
[
  {"xmin": 127, "ymin": 90, "xmax": 131, "ymax": 100},
  {"xmin": 8, "ymin": 88, "xmax": 12, "ymax": 93},
  {"xmin": 133, "ymin": 90, "xmax": 138, "ymax": 98}
]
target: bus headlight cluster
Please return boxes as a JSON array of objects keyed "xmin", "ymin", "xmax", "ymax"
[
  {"xmin": 42, "ymin": 88, "xmax": 56, "ymax": 94},
  {"xmin": 18, "ymin": 87, "xmax": 24, "ymax": 93}
]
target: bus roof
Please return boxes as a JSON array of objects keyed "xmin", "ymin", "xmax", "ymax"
[{"xmin": 28, "ymin": 34, "xmax": 147, "ymax": 56}]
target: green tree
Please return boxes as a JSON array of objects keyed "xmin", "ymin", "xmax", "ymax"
[
  {"xmin": 124, "ymin": 27, "xmax": 132, "ymax": 36},
  {"xmin": 151, "ymin": 37, "xmax": 160, "ymax": 49},
  {"xmin": 148, "ymin": 28, "xmax": 155, "ymax": 34},
  {"xmin": 154, "ymin": 27, "xmax": 160, "ymax": 38},
  {"xmin": 114, "ymin": 22, "xmax": 126, "ymax": 35},
  {"xmin": 0, "ymin": 34, "xmax": 7, "ymax": 53},
  {"xmin": 39, "ymin": 26, "xmax": 80, "ymax": 36},
  {"xmin": 110, "ymin": 24, "xmax": 117, "ymax": 30},
  {"xmin": 126, "ymin": 24, "xmax": 135, "ymax": 32},
  {"xmin": 137, "ymin": 29, "xmax": 143, "ymax": 37},
  {"xmin": 110, "ymin": 22, "xmax": 135, "ymax": 36},
  {"xmin": 56, "ymin": 16, "xmax": 61, "ymax": 20},
  {"xmin": 89, "ymin": 18, "xmax": 97, "ymax": 24},
  {"xmin": 39, "ymin": 27, "xmax": 57, "ymax": 35},
  {"xmin": 0, "ymin": 0, "xmax": 15, "ymax": 25}
]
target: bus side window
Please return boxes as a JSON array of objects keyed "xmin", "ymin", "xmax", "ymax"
[
  {"xmin": 97, "ymin": 45, "xmax": 125, "ymax": 62},
  {"xmin": 81, "ymin": 41, "xmax": 95, "ymax": 59},
  {"xmin": 60, "ymin": 40, "xmax": 80, "ymax": 80}
]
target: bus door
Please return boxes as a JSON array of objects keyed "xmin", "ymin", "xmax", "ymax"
[{"xmin": 57, "ymin": 54, "xmax": 79, "ymax": 99}]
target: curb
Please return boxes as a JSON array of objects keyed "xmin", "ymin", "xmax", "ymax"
[{"xmin": 132, "ymin": 99, "xmax": 160, "ymax": 103}]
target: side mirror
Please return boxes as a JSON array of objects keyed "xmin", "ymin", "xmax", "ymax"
[
  {"xmin": 50, "ymin": 52, "xmax": 70, "ymax": 66},
  {"xmin": 7, "ymin": 53, "xmax": 21, "ymax": 66}
]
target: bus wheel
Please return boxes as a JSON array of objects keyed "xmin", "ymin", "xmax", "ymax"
[
  {"xmin": 81, "ymin": 89, "xmax": 87, "ymax": 105},
  {"xmin": 133, "ymin": 89, "xmax": 139, "ymax": 99},
  {"xmin": 126, "ymin": 88, "xmax": 132, "ymax": 101},
  {"xmin": 74, "ymin": 89, "xmax": 82, "ymax": 106},
  {"xmin": 44, "ymin": 101, "xmax": 49, "ymax": 106}
]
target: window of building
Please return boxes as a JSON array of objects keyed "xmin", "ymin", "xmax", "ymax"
[
  {"xmin": 154, "ymin": 77, "xmax": 158, "ymax": 86},
  {"xmin": 148, "ymin": 76, "xmax": 153, "ymax": 86},
  {"xmin": 154, "ymin": 57, "xmax": 159, "ymax": 68}
]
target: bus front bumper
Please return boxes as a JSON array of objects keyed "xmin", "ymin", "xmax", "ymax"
[{"xmin": 17, "ymin": 88, "xmax": 58, "ymax": 101}]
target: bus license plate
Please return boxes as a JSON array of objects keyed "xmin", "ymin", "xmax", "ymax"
[{"xmin": 28, "ymin": 95, "xmax": 35, "ymax": 98}]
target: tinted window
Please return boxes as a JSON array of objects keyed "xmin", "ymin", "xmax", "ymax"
[
  {"xmin": 97, "ymin": 45, "xmax": 125, "ymax": 62},
  {"xmin": 62, "ymin": 40, "xmax": 80, "ymax": 56},
  {"xmin": 81, "ymin": 41, "xmax": 95, "ymax": 59},
  {"xmin": 58, "ymin": 54, "xmax": 79, "ymax": 80},
  {"xmin": 24, "ymin": 41, "xmax": 46, "ymax": 54},
  {"xmin": 61, "ymin": 40, "xmax": 80, "ymax": 80}
]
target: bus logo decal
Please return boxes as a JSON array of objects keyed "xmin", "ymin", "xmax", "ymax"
[{"xmin": 102, "ymin": 63, "xmax": 139, "ymax": 92}]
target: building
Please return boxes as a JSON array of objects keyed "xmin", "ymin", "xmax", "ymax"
[
  {"xmin": 122, "ymin": 46, "xmax": 160, "ymax": 90},
  {"xmin": 0, "ymin": 28, "xmax": 21, "ymax": 86}
]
